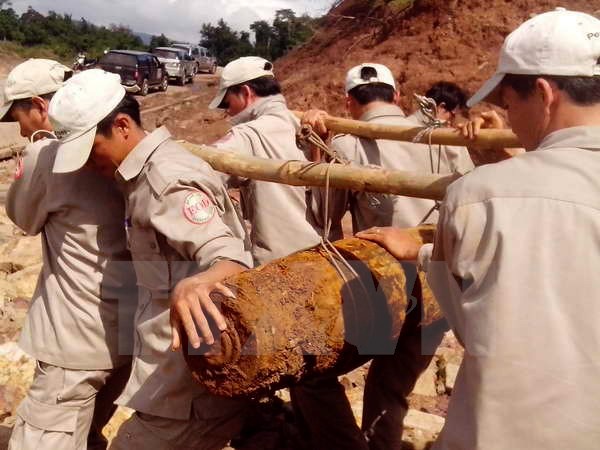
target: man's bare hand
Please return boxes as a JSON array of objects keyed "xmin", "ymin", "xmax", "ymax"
[
  {"xmin": 356, "ymin": 227, "xmax": 422, "ymax": 261},
  {"xmin": 170, "ymin": 278, "xmax": 236, "ymax": 351},
  {"xmin": 301, "ymin": 109, "xmax": 330, "ymax": 137},
  {"xmin": 457, "ymin": 110, "xmax": 505, "ymax": 140},
  {"xmin": 456, "ymin": 110, "xmax": 523, "ymax": 165}
]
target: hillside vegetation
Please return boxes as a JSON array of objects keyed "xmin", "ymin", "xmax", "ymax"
[{"xmin": 276, "ymin": 0, "xmax": 600, "ymax": 115}]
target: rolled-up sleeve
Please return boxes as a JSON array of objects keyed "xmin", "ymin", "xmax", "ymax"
[
  {"xmin": 6, "ymin": 142, "xmax": 54, "ymax": 235},
  {"xmin": 417, "ymin": 243, "xmax": 434, "ymax": 272},
  {"xmin": 426, "ymin": 200, "xmax": 488, "ymax": 345}
]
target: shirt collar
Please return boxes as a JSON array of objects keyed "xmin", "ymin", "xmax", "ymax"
[
  {"xmin": 359, "ymin": 104, "xmax": 405, "ymax": 122},
  {"xmin": 116, "ymin": 126, "xmax": 172, "ymax": 181},
  {"xmin": 230, "ymin": 94, "xmax": 288, "ymax": 126},
  {"xmin": 537, "ymin": 126, "xmax": 600, "ymax": 152},
  {"xmin": 407, "ymin": 110, "xmax": 429, "ymax": 126}
]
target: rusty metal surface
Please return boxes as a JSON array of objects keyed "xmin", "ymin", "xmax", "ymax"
[{"xmin": 184, "ymin": 230, "xmax": 442, "ymax": 398}]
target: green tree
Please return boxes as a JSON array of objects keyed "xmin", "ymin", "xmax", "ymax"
[
  {"xmin": 20, "ymin": 7, "xmax": 49, "ymax": 46},
  {"xmin": 239, "ymin": 31, "xmax": 254, "ymax": 54},
  {"xmin": 0, "ymin": 7, "xmax": 20, "ymax": 41},
  {"xmin": 270, "ymin": 9, "xmax": 315, "ymax": 59},
  {"xmin": 150, "ymin": 33, "xmax": 171, "ymax": 49},
  {"xmin": 250, "ymin": 20, "xmax": 273, "ymax": 59},
  {"xmin": 200, "ymin": 19, "xmax": 252, "ymax": 65}
]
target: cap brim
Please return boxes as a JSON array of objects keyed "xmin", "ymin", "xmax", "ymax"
[
  {"xmin": 467, "ymin": 73, "xmax": 505, "ymax": 108},
  {"xmin": 52, "ymin": 126, "xmax": 96, "ymax": 173},
  {"xmin": 209, "ymin": 88, "xmax": 227, "ymax": 110},
  {"xmin": 0, "ymin": 100, "xmax": 13, "ymax": 122}
]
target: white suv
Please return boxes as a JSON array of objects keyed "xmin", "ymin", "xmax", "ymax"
[
  {"xmin": 151, "ymin": 47, "xmax": 195, "ymax": 86},
  {"xmin": 172, "ymin": 43, "xmax": 217, "ymax": 74}
]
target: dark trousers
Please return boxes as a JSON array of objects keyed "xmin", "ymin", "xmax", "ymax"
[
  {"xmin": 362, "ymin": 318, "xmax": 448, "ymax": 449},
  {"xmin": 291, "ymin": 267, "xmax": 448, "ymax": 450}
]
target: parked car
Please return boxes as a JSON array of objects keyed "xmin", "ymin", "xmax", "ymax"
[
  {"xmin": 172, "ymin": 43, "xmax": 217, "ymax": 74},
  {"xmin": 98, "ymin": 50, "xmax": 168, "ymax": 96},
  {"xmin": 151, "ymin": 47, "xmax": 195, "ymax": 86}
]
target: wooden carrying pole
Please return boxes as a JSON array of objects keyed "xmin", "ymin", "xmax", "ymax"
[
  {"xmin": 293, "ymin": 111, "xmax": 521, "ymax": 149},
  {"xmin": 181, "ymin": 142, "xmax": 459, "ymax": 201}
]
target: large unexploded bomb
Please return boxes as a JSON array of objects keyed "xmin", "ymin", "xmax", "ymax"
[{"xmin": 184, "ymin": 226, "xmax": 441, "ymax": 398}]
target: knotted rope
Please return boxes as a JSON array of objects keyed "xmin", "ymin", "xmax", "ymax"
[
  {"xmin": 297, "ymin": 124, "xmax": 377, "ymax": 341},
  {"xmin": 413, "ymin": 94, "xmax": 446, "ymax": 224}
]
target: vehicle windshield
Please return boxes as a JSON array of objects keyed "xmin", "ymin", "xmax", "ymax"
[
  {"xmin": 100, "ymin": 52, "xmax": 136, "ymax": 65},
  {"xmin": 152, "ymin": 49, "xmax": 181, "ymax": 60}
]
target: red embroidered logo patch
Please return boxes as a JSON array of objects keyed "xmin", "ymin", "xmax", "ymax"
[
  {"xmin": 14, "ymin": 156, "xmax": 24, "ymax": 180},
  {"xmin": 183, "ymin": 191, "xmax": 216, "ymax": 225}
]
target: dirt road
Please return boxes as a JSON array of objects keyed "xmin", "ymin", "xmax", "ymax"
[
  {"xmin": 0, "ymin": 70, "xmax": 227, "ymax": 154},
  {"xmin": 138, "ymin": 70, "xmax": 232, "ymax": 145}
]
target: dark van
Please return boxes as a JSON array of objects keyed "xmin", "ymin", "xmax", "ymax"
[{"xmin": 99, "ymin": 50, "xmax": 168, "ymax": 96}]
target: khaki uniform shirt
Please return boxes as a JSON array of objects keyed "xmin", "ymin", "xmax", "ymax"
[
  {"xmin": 6, "ymin": 138, "xmax": 135, "ymax": 370},
  {"xmin": 418, "ymin": 127, "xmax": 600, "ymax": 449},
  {"xmin": 314, "ymin": 105, "xmax": 474, "ymax": 238},
  {"xmin": 114, "ymin": 127, "xmax": 252, "ymax": 420},
  {"xmin": 214, "ymin": 94, "xmax": 321, "ymax": 265}
]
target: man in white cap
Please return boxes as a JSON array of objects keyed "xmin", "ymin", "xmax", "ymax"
[
  {"xmin": 209, "ymin": 56, "xmax": 322, "ymax": 266},
  {"xmin": 358, "ymin": 8, "xmax": 600, "ymax": 449},
  {"xmin": 2, "ymin": 59, "xmax": 136, "ymax": 450},
  {"xmin": 49, "ymin": 68, "xmax": 253, "ymax": 449},
  {"xmin": 299, "ymin": 63, "xmax": 473, "ymax": 450},
  {"xmin": 208, "ymin": 57, "xmax": 366, "ymax": 448},
  {"xmin": 309, "ymin": 63, "xmax": 474, "ymax": 238}
]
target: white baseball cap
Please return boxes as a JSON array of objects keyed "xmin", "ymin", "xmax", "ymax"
[
  {"xmin": 0, "ymin": 59, "xmax": 72, "ymax": 122},
  {"xmin": 345, "ymin": 63, "xmax": 396, "ymax": 93},
  {"xmin": 468, "ymin": 8, "xmax": 600, "ymax": 107},
  {"xmin": 209, "ymin": 56, "xmax": 275, "ymax": 109},
  {"xmin": 50, "ymin": 69, "xmax": 126, "ymax": 173}
]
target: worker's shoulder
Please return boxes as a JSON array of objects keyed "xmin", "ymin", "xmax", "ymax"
[
  {"xmin": 23, "ymin": 137, "xmax": 58, "ymax": 160},
  {"xmin": 444, "ymin": 152, "xmax": 553, "ymax": 208},
  {"xmin": 17, "ymin": 138, "xmax": 60, "ymax": 178},
  {"xmin": 145, "ymin": 139, "xmax": 219, "ymax": 197},
  {"xmin": 328, "ymin": 133, "xmax": 359, "ymax": 160},
  {"xmin": 233, "ymin": 111, "xmax": 295, "ymax": 135},
  {"xmin": 444, "ymin": 158, "xmax": 511, "ymax": 205},
  {"xmin": 331, "ymin": 132, "xmax": 358, "ymax": 148}
]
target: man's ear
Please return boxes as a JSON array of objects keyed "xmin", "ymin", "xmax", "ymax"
[
  {"xmin": 345, "ymin": 94, "xmax": 353, "ymax": 111},
  {"xmin": 241, "ymin": 84, "xmax": 256, "ymax": 106},
  {"xmin": 435, "ymin": 103, "xmax": 447, "ymax": 119},
  {"xmin": 31, "ymin": 96, "xmax": 49, "ymax": 119},
  {"xmin": 393, "ymin": 91, "xmax": 401, "ymax": 105},
  {"xmin": 112, "ymin": 114, "xmax": 132, "ymax": 137},
  {"xmin": 536, "ymin": 77, "xmax": 557, "ymax": 113}
]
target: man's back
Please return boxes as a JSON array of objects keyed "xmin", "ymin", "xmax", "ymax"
[
  {"xmin": 7, "ymin": 138, "xmax": 135, "ymax": 370},
  {"xmin": 328, "ymin": 104, "xmax": 473, "ymax": 238},
  {"xmin": 431, "ymin": 126, "xmax": 600, "ymax": 449},
  {"xmin": 216, "ymin": 94, "xmax": 321, "ymax": 265}
]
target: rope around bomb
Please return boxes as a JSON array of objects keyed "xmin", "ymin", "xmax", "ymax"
[
  {"xmin": 413, "ymin": 94, "xmax": 445, "ymax": 224},
  {"xmin": 296, "ymin": 125, "xmax": 380, "ymax": 341}
]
